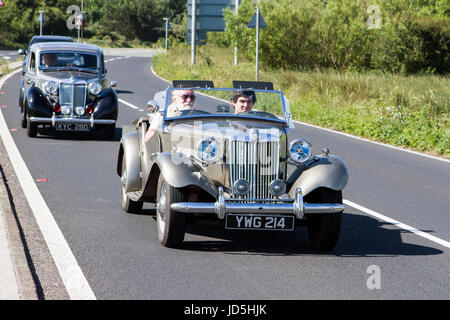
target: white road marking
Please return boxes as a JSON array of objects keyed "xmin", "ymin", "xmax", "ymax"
[
  {"xmin": 293, "ymin": 120, "xmax": 450, "ymax": 164},
  {"xmin": 105, "ymin": 56, "xmax": 144, "ymax": 112},
  {"xmin": 344, "ymin": 199, "xmax": 450, "ymax": 249},
  {"xmin": 0, "ymin": 70, "xmax": 96, "ymax": 299},
  {"xmin": 118, "ymin": 98, "xmax": 140, "ymax": 110}
]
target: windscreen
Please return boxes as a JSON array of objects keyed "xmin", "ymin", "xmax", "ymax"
[
  {"xmin": 39, "ymin": 51, "xmax": 98, "ymax": 70},
  {"xmin": 163, "ymin": 88, "xmax": 287, "ymax": 124}
]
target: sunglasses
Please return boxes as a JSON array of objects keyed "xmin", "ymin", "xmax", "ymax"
[{"xmin": 178, "ymin": 94, "xmax": 196, "ymax": 100}]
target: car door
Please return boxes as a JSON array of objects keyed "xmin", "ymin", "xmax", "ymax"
[{"xmin": 22, "ymin": 50, "xmax": 38, "ymax": 112}]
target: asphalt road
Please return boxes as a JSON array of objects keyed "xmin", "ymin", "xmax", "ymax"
[{"xmin": 0, "ymin": 53, "xmax": 449, "ymax": 300}]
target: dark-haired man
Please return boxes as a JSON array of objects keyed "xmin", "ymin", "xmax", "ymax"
[{"xmin": 231, "ymin": 90, "xmax": 256, "ymax": 113}]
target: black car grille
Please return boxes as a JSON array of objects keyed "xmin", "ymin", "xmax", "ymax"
[{"xmin": 59, "ymin": 83, "xmax": 87, "ymax": 115}]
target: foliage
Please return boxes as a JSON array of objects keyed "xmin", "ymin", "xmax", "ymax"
[
  {"xmin": 0, "ymin": 0, "xmax": 187, "ymax": 47},
  {"xmin": 215, "ymin": 0, "xmax": 449, "ymax": 74}
]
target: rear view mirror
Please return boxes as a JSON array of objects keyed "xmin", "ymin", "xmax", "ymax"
[
  {"xmin": 18, "ymin": 49, "xmax": 25, "ymax": 55},
  {"xmin": 217, "ymin": 104, "xmax": 230, "ymax": 113}
]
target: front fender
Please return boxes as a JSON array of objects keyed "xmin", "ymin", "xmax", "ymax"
[
  {"xmin": 148, "ymin": 152, "xmax": 218, "ymax": 199},
  {"xmin": 95, "ymin": 88, "xmax": 118, "ymax": 120},
  {"xmin": 117, "ymin": 130, "xmax": 141, "ymax": 192},
  {"xmin": 287, "ymin": 155, "xmax": 349, "ymax": 197},
  {"xmin": 26, "ymin": 86, "xmax": 52, "ymax": 117}
]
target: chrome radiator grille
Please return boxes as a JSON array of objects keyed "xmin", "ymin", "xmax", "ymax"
[
  {"xmin": 59, "ymin": 83, "xmax": 87, "ymax": 115},
  {"xmin": 229, "ymin": 139, "xmax": 280, "ymax": 200}
]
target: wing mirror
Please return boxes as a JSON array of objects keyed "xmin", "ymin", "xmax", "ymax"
[
  {"xmin": 18, "ymin": 49, "xmax": 25, "ymax": 55},
  {"xmin": 147, "ymin": 100, "xmax": 160, "ymax": 113},
  {"xmin": 110, "ymin": 80, "xmax": 118, "ymax": 88}
]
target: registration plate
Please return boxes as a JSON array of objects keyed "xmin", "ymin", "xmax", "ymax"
[
  {"xmin": 225, "ymin": 214, "xmax": 294, "ymax": 231},
  {"xmin": 55, "ymin": 123, "xmax": 90, "ymax": 132}
]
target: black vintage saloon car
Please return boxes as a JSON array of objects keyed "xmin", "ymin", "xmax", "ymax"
[{"xmin": 19, "ymin": 42, "xmax": 118, "ymax": 138}]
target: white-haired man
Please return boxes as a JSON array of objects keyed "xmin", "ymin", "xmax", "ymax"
[{"xmin": 144, "ymin": 89, "xmax": 196, "ymax": 143}]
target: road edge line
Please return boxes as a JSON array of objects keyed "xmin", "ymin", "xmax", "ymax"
[{"xmin": 0, "ymin": 70, "xmax": 96, "ymax": 300}]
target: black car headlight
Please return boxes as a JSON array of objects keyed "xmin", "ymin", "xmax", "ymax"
[
  {"xmin": 44, "ymin": 81, "xmax": 58, "ymax": 94},
  {"xmin": 88, "ymin": 82, "xmax": 102, "ymax": 95},
  {"xmin": 289, "ymin": 139, "xmax": 312, "ymax": 164}
]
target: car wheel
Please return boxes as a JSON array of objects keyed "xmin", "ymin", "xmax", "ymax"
[
  {"xmin": 156, "ymin": 174, "xmax": 187, "ymax": 247},
  {"xmin": 20, "ymin": 106, "xmax": 27, "ymax": 128},
  {"xmin": 26, "ymin": 114, "xmax": 37, "ymax": 137},
  {"xmin": 306, "ymin": 189, "xmax": 342, "ymax": 251},
  {"xmin": 19, "ymin": 93, "xmax": 27, "ymax": 128},
  {"xmin": 104, "ymin": 124, "xmax": 116, "ymax": 140},
  {"xmin": 120, "ymin": 154, "xmax": 143, "ymax": 213}
]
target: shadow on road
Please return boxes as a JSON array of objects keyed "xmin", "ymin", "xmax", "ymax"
[
  {"xmin": 115, "ymin": 90, "xmax": 134, "ymax": 95},
  {"xmin": 176, "ymin": 212, "xmax": 444, "ymax": 257}
]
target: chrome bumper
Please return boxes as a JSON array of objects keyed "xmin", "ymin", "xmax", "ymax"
[
  {"xmin": 170, "ymin": 187, "xmax": 344, "ymax": 220},
  {"xmin": 29, "ymin": 115, "xmax": 116, "ymax": 127}
]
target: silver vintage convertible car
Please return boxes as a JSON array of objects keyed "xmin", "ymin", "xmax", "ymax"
[
  {"xmin": 117, "ymin": 81, "xmax": 348, "ymax": 250},
  {"xmin": 19, "ymin": 42, "xmax": 118, "ymax": 138}
]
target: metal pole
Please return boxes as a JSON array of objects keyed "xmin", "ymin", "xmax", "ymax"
[
  {"xmin": 39, "ymin": 11, "xmax": 44, "ymax": 35},
  {"xmin": 234, "ymin": 0, "xmax": 239, "ymax": 66},
  {"xmin": 191, "ymin": 0, "xmax": 196, "ymax": 65},
  {"xmin": 255, "ymin": 7, "xmax": 259, "ymax": 81},
  {"xmin": 81, "ymin": 0, "xmax": 84, "ymax": 42},
  {"xmin": 164, "ymin": 18, "xmax": 169, "ymax": 56}
]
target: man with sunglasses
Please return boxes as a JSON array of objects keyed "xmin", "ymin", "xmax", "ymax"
[
  {"xmin": 144, "ymin": 89, "xmax": 197, "ymax": 143},
  {"xmin": 167, "ymin": 89, "xmax": 197, "ymax": 117}
]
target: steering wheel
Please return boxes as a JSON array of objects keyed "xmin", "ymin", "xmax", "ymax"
[{"xmin": 236, "ymin": 110, "xmax": 278, "ymax": 118}]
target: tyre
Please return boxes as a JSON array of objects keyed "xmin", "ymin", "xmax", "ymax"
[
  {"xmin": 26, "ymin": 114, "xmax": 37, "ymax": 137},
  {"xmin": 306, "ymin": 189, "xmax": 342, "ymax": 251},
  {"xmin": 20, "ymin": 106, "xmax": 27, "ymax": 128},
  {"xmin": 120, "ymin": 154, "xmax": 143, "ymax": 213},
  {"xmin": 156, "ymin": 174, "xmax": 187, "ymax": 247},
  {"xmin": 19, "ymin": 94, "xmax": 27, "ymax": 128}
]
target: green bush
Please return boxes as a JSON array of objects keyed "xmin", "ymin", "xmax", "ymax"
[{"xmin": 214, "ymin": 0, "xmax": 449, "ymax": 74}]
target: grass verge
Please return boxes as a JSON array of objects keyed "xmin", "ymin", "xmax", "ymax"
[{"xmin": 153, "ymin": 44, "xmax": 449, "ymax": 158}]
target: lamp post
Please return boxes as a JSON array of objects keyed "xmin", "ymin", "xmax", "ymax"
[
  {"xmin": 163, "ymin": 18, "xmax": 169, "ymax": 56},
  {"xmin": 234, "ymin": 0, "xmax": 239, "ymax": 66},
  {"xmin": 37, "ymin": 11, "xmax": 45, "ymax": 36},
  {"xmin": 191, "ymin": 0, "xmax": 196, "ymax": 65}
]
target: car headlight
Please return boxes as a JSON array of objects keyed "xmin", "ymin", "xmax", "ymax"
[
  {"xmin": 234, "ymin": 179, "xmax": 250, "ymax": 196},
  {"xmin": 75, "ymin": 106, "xmax": 85, "ymax": 115},
  {"xmin": 270, "ymin": 179, "xmax": 286, "ymax": 196},
  {"xmin": 88, "ymin": 82, "xmax": 102, "ymax": 95},
  {"xmin": 61, "ymin": 105, "xmax": 71, "ymax": 115},
  {"xmin": 196, "ymin": 138, "xmax": 220, "ymax": 163},
  {"xmin": 44, "ymin": 81, "xmax": 58, "ymax": 94},
  {"xmin": 289, "ymin": 139, "xmax": 312, "ymax": 164}
]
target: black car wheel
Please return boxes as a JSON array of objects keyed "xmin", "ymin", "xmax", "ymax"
[
  {"xmin": 20, "ymin": 106, "xmax": 27, "ymax": 128},
  {"xmin": 120, "ymin": 154, "xmax": 143, "ymax": 213},
  {"xmin": 306, "ymin": 189, "xmax": 343, "ymax": 251},
  {"xmin": 26, "ymin": 114, "xmax": 37, "ymax": 137},
  {"xmin": 156, "ymin": 175, "xmax": 187, "ymax": 247}
]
